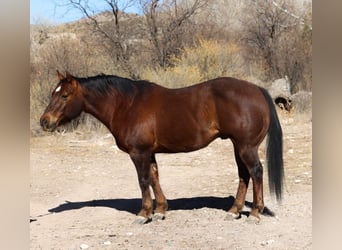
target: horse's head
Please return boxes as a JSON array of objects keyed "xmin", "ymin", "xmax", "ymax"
[{"xmin": 40, "ymin": 70, "xmax": 83, "ymax": 132}]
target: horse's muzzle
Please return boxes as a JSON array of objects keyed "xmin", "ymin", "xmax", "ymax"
[{"xmin": 40, "ymin": 115, "xmax": 57, "ymax": 132}]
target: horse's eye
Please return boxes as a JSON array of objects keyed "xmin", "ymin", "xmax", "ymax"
[{"xmin": 61, "ymin": 94, "xmax": 68, "ymax": 100}]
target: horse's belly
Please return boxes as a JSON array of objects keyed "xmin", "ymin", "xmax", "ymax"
[{"xmin": 156, "ymin": 126, "xmax": 219, "ymax": 153}]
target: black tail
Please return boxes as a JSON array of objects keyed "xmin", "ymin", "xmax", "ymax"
[{"xmin": 259, "ymin": 87, "xmax": 284, "ymax": 201}]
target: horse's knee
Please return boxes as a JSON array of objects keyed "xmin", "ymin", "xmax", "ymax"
[{"xmin": 139, "ymin": 176, "xmax": 151, "ymax": 189}]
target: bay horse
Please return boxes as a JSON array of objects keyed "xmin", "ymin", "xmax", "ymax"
[{"xmin": 40, "ymin": 70, "xmax": 283, "ymax": 224}]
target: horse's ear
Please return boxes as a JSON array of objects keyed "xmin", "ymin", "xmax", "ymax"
[
  {"xmin": 65, "ymin": 71, "xmax": 73, "ymax": 82},
  {"xmin": 65, "ymin": 71, "xmax": 78, "ymax": 89},
  {"xmin": 57, "ymin": 69, "xmax": 65, "ymax": 81}
]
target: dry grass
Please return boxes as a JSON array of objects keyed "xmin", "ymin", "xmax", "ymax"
[
  {"xmin": 141, "ymin": 39, "xmax": 247, "ymax": 88},
  {"xmin": 291, "ymin": 91, "xmax": 312, "ymax": 114}
]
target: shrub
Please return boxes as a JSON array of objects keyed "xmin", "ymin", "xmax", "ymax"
[
  {"xmin": 291, "ymin": 91, "xmax": 312, "ymax": 114},
  {"xmin": 142, "ymin": 39, "xmax": 246, "ymax": 88}
]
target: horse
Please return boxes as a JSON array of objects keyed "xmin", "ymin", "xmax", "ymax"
[{"xmin": 40, "ymin": 70, "xmax": 284, "ymax": 224}]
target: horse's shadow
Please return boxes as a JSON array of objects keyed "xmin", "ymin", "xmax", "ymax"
[{"xmin": 46, "ymin": 195, "xmax": 275, "ymax": 217}]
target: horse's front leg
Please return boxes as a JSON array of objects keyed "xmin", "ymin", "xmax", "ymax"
[
  {"xmin": 150, "ymin": 154, "xmax": 168, "ymax": 220},
  {"xmin": 130, "ymin": 151, "xmax": 153, "ymax": 224}
]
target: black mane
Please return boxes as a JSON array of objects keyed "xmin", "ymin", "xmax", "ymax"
[{"xmin": 76, "ymin": 74, "xmax": 152, "ymax": 97}]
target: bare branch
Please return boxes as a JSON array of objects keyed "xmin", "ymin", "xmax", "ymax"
[
  {"xmin": 141, "ymin": 0, "xmax": 208, "ymax": 68},
  {"xmin": 67, "ymin": 0, "xmax": 139, "ymax": 78},
  {"xmin": 271, "ymin": 0, "xmax": 311, "ymax": 30}
]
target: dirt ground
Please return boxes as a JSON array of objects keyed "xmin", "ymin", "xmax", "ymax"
[{"xmin": 30, "ymin": 113, "xmax": 312, "ymax": 249}]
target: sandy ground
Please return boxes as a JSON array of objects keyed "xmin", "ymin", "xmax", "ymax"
[{"xmin": 30, "ymin": 113, "xmax": 312, "ymax": 249}]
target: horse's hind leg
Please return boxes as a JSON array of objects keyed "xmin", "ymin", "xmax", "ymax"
[
  {"xmin": 230, "ymin": 146, "xmax": 264, "ymax": 221},
  {"xmin": 237, "ymin": 146, "xmax": 265, "ymax": 222},
  {"xmin": 226, "ymin": 146, "xmax": 250, "ymax": 220},
  {"xmin": 150, "ymin": 154, "xmax": 168, "ymax": 220}
]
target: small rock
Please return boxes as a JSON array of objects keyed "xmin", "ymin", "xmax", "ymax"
[
  {"xmin": 126, "ymin": 232, "xmax": 133, "ymax": 236},
  {"xmin": 103, "ymin": 240, "xmax": 111, "ymax": 245},
  {"xmin": 80, "ymin": 243, "xmax": 89, "ymax": 249},
  {"xmin": 260, "ymin": 239, "xmax": 275, "ymax": 246}
]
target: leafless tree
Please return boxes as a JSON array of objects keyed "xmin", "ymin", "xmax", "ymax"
[
  {"xmin": 140, "ymin": 0, "xmax": 207, "ymax": 68},
  {"xmin": 66, "ymin": 0, "xmax": 140, "ymax": 78},
  {"xmin": 241, "ymin": 0, "xmax": 311, "ymax": 92}
]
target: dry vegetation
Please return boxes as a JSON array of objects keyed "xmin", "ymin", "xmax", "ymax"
[{"xmin": 30, "ymin": 0, "xmax": 312, "ymax": 132}]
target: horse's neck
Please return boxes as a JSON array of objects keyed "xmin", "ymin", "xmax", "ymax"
[
  {"xmin": 81, "ymin": 92, "xmax": 114, "ymax": 128},
  {"xmin": 81, "ymin": 89, "xmax": 128, "ymax": 132}
]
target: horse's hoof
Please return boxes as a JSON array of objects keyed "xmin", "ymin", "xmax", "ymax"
[
  {"xmin": 153, "ymin": 212, "xmax": 166, "ymax": 221},
  {"xmin": 133, "ymin": 216, "xmax": 151, "ymax": 225},
  {"xmin": 224, "ymin": 211, "xmax": 240, "ymax": 221},
  {"xmin": 246, "ymin": 215, "xmax": 261, "ymax": 224}
]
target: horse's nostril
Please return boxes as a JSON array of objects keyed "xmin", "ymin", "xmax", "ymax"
[
  {"xmin": 40, "ymin": 116, "xmax": 58, "ymax": 132},
  {"xmin": 40, "ymin": 118, "xmax": 48, "ymax": 129}
]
